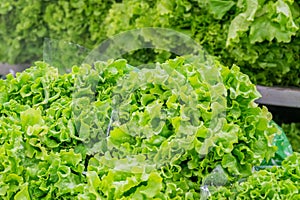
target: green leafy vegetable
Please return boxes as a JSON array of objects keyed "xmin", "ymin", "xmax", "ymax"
[
  {"xmin": 97, "ymin": 0, "xmax": 300, "ymax": 86},
  {"xmin": 282, "ymin": 122, "xmax": 300, "ymax": 152},
  {"xmin": 0, "ymin": 56, "xmax": 280, "ymax": 198},
  {"xmin": 1, "ymin": 0, "xmax": 299, "ymax": 87},
  {"xmin": 210, "ymin": 152, "xmax": 300, "ymax": 200},
  {"xmin": 0, "ymin": 0, "xmax": 114, "ymax": 64}
]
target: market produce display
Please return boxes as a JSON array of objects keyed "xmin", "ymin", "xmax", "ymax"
[
  {"xmin": 1, "ymin": 0, "xmax": 299, "ymax": 199},
  {"xmin": 0, "ymin": 56, "xmax": 280, "ymax": 199}
]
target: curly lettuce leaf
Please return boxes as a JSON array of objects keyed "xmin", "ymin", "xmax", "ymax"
[
  {"xmin": 0, "ymin": 57, "xmax": 281, "ymax": 198},
  {"xmin": 210, "ymin": 152, "xmax": 300, "ymax": 200}
]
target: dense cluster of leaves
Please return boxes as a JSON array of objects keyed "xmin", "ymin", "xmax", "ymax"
[
  {"xmin": 0, "ymin": 0, "xmax": 114, "ymax": 64},
  {"xmin": 0, "ymin": 56, "xmax": 279, "ymax": 199},
  {"xmin": 1, "ymin": 0, "xmax": 299, "ymax": 86},
  {"xmin": 100, "ymin": 0, "xmax": 300, "ymax": 86},
  {"xmin": 282, "ymin": 122, "xmax": 300, "ymax": 152},
  {"xmin": 210, "ymin": 152, "xmax": 300, "ymax": 199}
]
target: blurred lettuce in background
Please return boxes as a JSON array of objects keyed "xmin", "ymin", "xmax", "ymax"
[
  {"xmin": 0, "ymin": 0, "xmax": 299, "ymax": 86},
  {"xmin": 282, "ymin": 122, "xmax": 300, "ymax": 152}
]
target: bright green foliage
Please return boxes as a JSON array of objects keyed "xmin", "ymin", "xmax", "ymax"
[
  {"xmin": 0, "ymin": 0, "xmax": 114, "ymax": 64},
  {"xmin": 0, "ymin": 0, "xmax": 299, "ymax": 86},
  {"xmin": 99, "ymin": 0, "xmax": 300, "ymax": 86},
  {"xmin": 210, "ymin": 152, "xmax": 300, "ymax": 200},
  {"xmin": 282, "ymin": 123, "xmax": 300, "ymax": 152},
  {"xmin": 0, "ymin": 56, "xmax": 279, "ymax": 199}
]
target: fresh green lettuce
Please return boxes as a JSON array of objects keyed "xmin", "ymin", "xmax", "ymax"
[
  {"xmin": 99, "ymin": 0, "xmax": 300, "ymax": 86},
  {"xmin": 0, "ymin": 56, "xmax": 280, "ymax": 199},
  {"xmin": 282, "ymin": 122, "xmax": 300, "ymax": 152},
  {"xmin": 210, "ymin": 152, "xmax": 300, "ymax": 199},
  {"xmin": 1, "ymin": 0, "xmax": 299, "ymax": 87}
]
